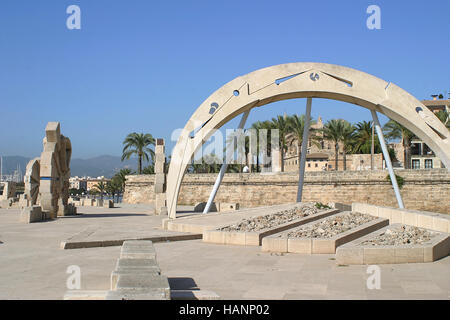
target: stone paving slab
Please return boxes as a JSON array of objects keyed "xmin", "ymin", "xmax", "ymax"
[
  {"xmin": 203, "ymin": 209, "xmax": 339, "ymax": 246},
  {"xmin": 261, "ymin": 212, "xmax": 388, "ymax": 254},
  {"xmin": 336, "ymin": 224, "xmax": 450, "ymax": 265}
]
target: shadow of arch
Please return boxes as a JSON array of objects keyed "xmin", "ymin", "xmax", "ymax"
[{"xmin": 166, "ymin": 62, "xmax": 450, "ymax": 219}]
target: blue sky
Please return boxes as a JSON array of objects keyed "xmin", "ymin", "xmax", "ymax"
[{"xmin": 0, "ymin": 0, "xmax": 449, "ymax": 159}]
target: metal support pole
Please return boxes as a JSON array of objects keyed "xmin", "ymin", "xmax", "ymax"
[
  {"xmin": 203, "ymin": 110, "xmax": 251, "ymax": 213},
  {"xmin": 297, "ymin": 98, "xmax": 312, "ymax": 202},
  {"xmin": 371, "ymin": 109, "xmax": 405, "ymax": 208}
]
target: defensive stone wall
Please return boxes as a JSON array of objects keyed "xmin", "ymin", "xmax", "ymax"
[{"xmin": 123, "ymin": 169, "xmax": 450, "ymax": 214}]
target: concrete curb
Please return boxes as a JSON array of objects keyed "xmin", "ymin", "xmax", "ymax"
[{"xmin": 60, "ymin": 233, "xmax": 202, "ymax": 249}]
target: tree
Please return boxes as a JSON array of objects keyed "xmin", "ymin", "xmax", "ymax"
[
  {"xmin": 286, "ymin": 114, "xmax": 319, "ymax": 169},
  {"xmin": 121, "ymin": 133, "xmax": 155, "ymax": 174},
  {"xmin": 142, "ymin": 165, "xmax": 155, "ymax": 174},
  {"xmin": 270, "ymin": 115, "xmax": 289, "ymax": 172},
  {"xmin": 189, "ymin": 153, "xmax": 221, "ymax": 173},
  {"xmin": 91, "ymin": 181, "xmax": 107, "ymax": 200},
  {"xmin": 322, "ymin": 119, "xmax": 345, "ymax": 170},
  {"xmin": 352, "ymin": 121, "xmax": 381, "ymax": 154},
  {"xmin": 250, "ymin": 120, "xmax": 275, "ymax": 172},
  {"xmin": 115, "ymin": 168, "xmax": 133, "ymax": 193},
  {"xmin": 435, "ymin": 110, "xmax": 450, "ymax": 130},
  {"xmin": 383, "ymin": 120, "xmax": 415, "ymax": 169},
  {"xmin": 340, "ymin": 121, "xmax": 357, "ymax": 171},
  {"xmin": 106, "ymin": 177, "xmax": 121, "ymax": 203}
]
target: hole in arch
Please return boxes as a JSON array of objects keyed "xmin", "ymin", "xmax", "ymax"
[
  {"xmin": 209, "ymin": 102, "xmax": 219, "ymax": 115},
  {"xmin": 233, "ymin": 90, "xmax": 240, "ymax": 96}
]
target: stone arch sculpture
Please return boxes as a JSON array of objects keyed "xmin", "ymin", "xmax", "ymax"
[{"xmin": 166, "ymin": 62, "xmax": 450, "ymax": 219}]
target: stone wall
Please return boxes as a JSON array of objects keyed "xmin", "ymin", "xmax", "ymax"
[{"xmin": 123, "ymin": 169, "xmax": 450, "ymax": 214}]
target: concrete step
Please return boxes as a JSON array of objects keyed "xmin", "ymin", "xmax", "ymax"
[
  {"xmin": 106, "ymin": 288, "xmax": 168, "ymax": 300},
  {"xmin": 63, "ymin": 290, "xmax": 108, "ymax": 300},
  {"xmin": 170, "ymin": 290, "xmax": 220, "ymax": 300}
]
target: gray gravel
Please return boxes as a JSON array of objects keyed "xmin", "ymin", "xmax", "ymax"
[
  {"xmin": 219, "ymin": 202, "xmax": 322, "ymax": 232},
  {"xmin": 285, "ymin": 212, "xmax": 377, "ymax": 239},
  {"xmin": 361, "ymin": 225, "xmax": 437, "ymax": 246}
]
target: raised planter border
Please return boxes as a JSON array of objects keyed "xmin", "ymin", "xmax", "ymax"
[
  {"xmin": 352, "ymin": 203, "xmax": 450, "ymax": 233},
  {"xmin": 203, "ymin": 208, "xmax": 339, "ymax": 246},
  {"xmin": 261, "ymin": 212, "xmax": 389, "ymax": 254},
  {"xmin": 336, "ymin": 223, "xmax": 450, "ymax": 265}
]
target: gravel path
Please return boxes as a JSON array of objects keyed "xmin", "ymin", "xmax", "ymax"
[
  {"xmin": 219, "ymin": 203, "xmax": 322, "ymax": 232},
  {"xmin": 361, "ymin": 225, "xmax": 437, "ymax": 246},
  {"xmin": 285, "ymin": 212, "xmax": 376, "ymax": 239}
]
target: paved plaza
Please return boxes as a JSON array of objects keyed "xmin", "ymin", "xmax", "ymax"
[{"xmin": 0, "ymin": 205, "xmax": 448, "ymax": 300}]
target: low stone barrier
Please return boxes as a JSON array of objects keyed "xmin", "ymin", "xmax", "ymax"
[
  {"xmin": 352, "ymin": 203, "xmax": 450, "ymax": 233},
  {"xmin": 336, "ymin": 224, "xmax": 450, "ymax": 264},
  {"xmin": 103, "ymin": 200, "xmax": 114, "ymax": 208},
  {"xmin": 261, "ymin": 212, "xmax": 388, "ymax": 253},
  {"xmin": 20, "ymin": 206, "xmax": 43, "ymax": 223},
  {"xmin": 203, "ymin": 209, "xmax": 339, "ymax": 246},
  {"xmin": 106, "ymin": 240, "xmax": 170, "ymax": 300}
]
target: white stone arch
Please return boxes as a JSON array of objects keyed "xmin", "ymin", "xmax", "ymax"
[{"xmin": 167, "ymin": 62, "xmax": 450, "ymax": 218}]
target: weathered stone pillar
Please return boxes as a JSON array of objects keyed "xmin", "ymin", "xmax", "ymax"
[{"xmin": 154, "ymin": 138, "xmax": 167, "ymax": 215}]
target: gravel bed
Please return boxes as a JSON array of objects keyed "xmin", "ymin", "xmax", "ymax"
[
  {"xmin": 284, "ymin": 212, "xmax": 377, "ymax": 239},
  {"xmin": 361, "ymin": 225, "xmax": 437, "ymax": 246},
  {"xmin": 219, "ymin": 203, "xmax": 322, "ymax": 232}
]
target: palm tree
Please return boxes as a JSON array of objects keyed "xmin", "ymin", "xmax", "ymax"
[
  {"xmin": 340, "ymin": 121, "xmax": 356, "ymax": 171},
  {"xmin": 142, "ymin": 165, "xmax": 155, "ymax": 174},
  {"xmin": 115, "ymin": 168, "xmax": 133, "ymax": 192},
  {"xmin": 106, "ymin": 178, "xmax": 121, "ymax": 202},
  {"xmin": 92, "ymin": 181, "xmax": 107, "ymax": 200},
  {"xmin": 286, "ymin": 114, "xmax": 319, "ymax": 169},
  {"xmin": 121, "ymin": 133, "xmax": 155, "ymax": 174},
  {"xmin": 251, "ymin": 120, "xmax": 276, "ymax": 172},
  {"xmin": 435, "ymin": 110, "xmax": 450, "ymax": 129},
  {"xmin": 383, "ymin": 120, "xmax": 415, "ymax": 169},
  {"xmin": 322, "ymin": 119, "xmax": 345, "ymax": 170},
  {"xmin": 271, "ymin": 115, "xmax": 289, "ymax": 172},
  {"xmin": 352, "ymin": 121, "xmax": 381, "ymax": 154}
]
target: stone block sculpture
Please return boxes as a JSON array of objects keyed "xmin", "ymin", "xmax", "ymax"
[
  {"xmin": 0, "ymin": 181, "xmax": 16, "ymax": 200},
  {"xmin": 0, "ymin": 181, "xmax": 17, "ymax": 208},
  {"xmin": 22, "ymin": 122, "xmax": 75, "ymax": 221},
  {"xmin": 154, "ymin": 138, "xmax": 167, "ymax": 215}
]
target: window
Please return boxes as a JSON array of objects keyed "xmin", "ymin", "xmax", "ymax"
[
  {"xmin": 424, "ymin": 159, "xmax": 433, "ymax": 169},
  {"xmin": 308, "ymin": 163, "xmax": 311, "ymax": 168},
  {"xmin": 315, "ymin": 163, "xmax": 318, "ymax": 168},
  {"xmin": 412, "ymin": 159, "xmax": 420, "ymax": 169}
]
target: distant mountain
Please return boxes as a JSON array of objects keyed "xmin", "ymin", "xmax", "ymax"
[
  {"xmin": 71, "ymin": 155, "xmax": 138, "ymax": 177},
  {"xmin": 0, "ymin": 155, "xmax": 141, "ymax": 178}
]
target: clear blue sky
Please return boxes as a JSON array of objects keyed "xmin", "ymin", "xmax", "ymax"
[{"xmin": 0, "ymin": 0, "xmax": 449, "ymax": 159}]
